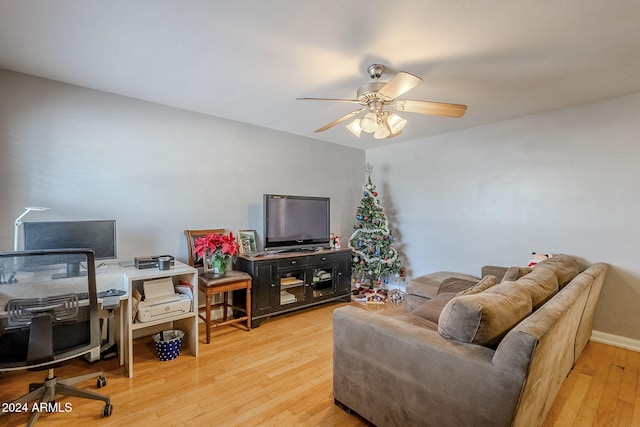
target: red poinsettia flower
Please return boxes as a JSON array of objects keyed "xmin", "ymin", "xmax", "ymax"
[
  {"xmin": 220, "ymin": 232, "xmax": 239, "ymax": 256},
  {"xmin": 193, "ymin": 232, "xmax": 239, "ymax": 258}
]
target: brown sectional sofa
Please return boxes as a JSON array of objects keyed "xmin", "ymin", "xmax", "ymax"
[{"xmin": 333, "ymin": 255, "xmax": 608, "ymax": 426}]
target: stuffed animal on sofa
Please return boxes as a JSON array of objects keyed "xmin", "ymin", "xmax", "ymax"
[{"xmin": 528, "ymin": 252, "xmax": 553, "ymax": 267}]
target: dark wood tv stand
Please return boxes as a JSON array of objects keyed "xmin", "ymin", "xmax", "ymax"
[{"xmin": 236, "ymin": 248, "xmax": 352, "ymax": 327}]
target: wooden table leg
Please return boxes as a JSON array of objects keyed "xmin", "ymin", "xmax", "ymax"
[
  {"xmin": 223, "ymin": 292, "xmax": 228, "ymax": 322},
  {"xmin": 245, "ymin": 285, "xmax": 251, "ymax": 331},
  {"xmin": 205, "ymin": 288, "xmax": 212, "ymax": 344}
]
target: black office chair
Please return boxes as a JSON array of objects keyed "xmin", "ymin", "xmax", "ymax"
[{"xmin": 0, "ymin": 249, "xmax": 113, "ymax": 426}]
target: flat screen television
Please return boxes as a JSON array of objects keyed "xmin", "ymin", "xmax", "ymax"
[
  {"xmin": 264, "ymin": 194, "xmax": 330, "ymax": 252},
  {"xmin": 23, "ymin": 220, "xmax": 117, "ymax": 278}
]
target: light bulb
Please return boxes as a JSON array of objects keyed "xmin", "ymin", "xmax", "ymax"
[
  {"xmin": 360, "ymin": 111, "xmax": 378, "ymax": 133},
  {"xmin": 346, "ymin": 118, "xmax": 362, "ymax": 137},
  {"xmin": 386, "ymin": 113, "xmax": 407, "ymax": 134},
  {"xmin": 373, "ymin": 122, "xmax": 391, "ymax": 139}
]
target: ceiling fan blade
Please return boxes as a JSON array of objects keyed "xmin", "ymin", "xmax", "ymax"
[
  {"xmin": 315, "ymin": 108, "xmax": 366, "ymax": 132},
  {"xmin": 297, "ymin": 97, "xmax": 363, "ymax": 104},
  {"xmin": 377, "ymin": 72, "xmax": 423, "ymax": 100},
  {"xmin": 391, "ymin": 99, "xmax": 467, "ymax": 118}
]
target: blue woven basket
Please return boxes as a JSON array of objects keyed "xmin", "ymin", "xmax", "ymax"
[{"xmin": 153, "ymin": 330, "xmax": 185, "ymax": 361}]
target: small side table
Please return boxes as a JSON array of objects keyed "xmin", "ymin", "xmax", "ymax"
[{"xmin": 198, "ymin": 270, "xmax": 252, "ymax": 344}]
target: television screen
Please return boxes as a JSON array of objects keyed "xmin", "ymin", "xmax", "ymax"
[{"xmin": 264, "ymin": 194, "xmax": 330, "ymax": 251}]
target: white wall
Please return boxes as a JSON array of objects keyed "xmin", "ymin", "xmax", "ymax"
[
  {"xmin": 0, "ymin": 69, "xmax": 365, "ymax": 262},
  {"xmin": 4, "ymin": 68, "xmax": 639, "ymax": 342},
  {"xmin": 367, "ymin": 92, "xmax": 640, "ymax": 341}
]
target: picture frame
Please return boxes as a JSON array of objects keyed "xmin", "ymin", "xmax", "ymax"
[{"xmin": 237, "ymin": 229, "xmax": 258, "ymax": 254}]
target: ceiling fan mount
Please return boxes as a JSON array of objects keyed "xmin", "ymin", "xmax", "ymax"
[
  {"xmin": 357, "ymin": 64, "xmax": 392, "ymax": 102},
  {"xmin": 297, "ymin": 64, "xmax": 467, "ymax": 139},
  {"xmin": 366, "ymin": 63, "xmax": 385, "ymax": 80}
]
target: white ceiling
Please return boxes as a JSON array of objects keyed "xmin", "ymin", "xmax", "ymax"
[{"xmin": 1, "ymin": 1, "xmax": 640, "ymax": 150}]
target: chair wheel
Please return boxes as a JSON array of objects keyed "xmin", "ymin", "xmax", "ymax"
[
  {"xmin": 97, "ymin": 376, "xmax": 107, "ymax": 388},
  {"xmin": 102, "ymin": 403, "xmax": 113, "ymax": 417}
]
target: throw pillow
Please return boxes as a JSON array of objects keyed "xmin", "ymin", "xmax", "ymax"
[
  {"xmin": 534, "ymin": 254, "xmax": 580, "ymax": 287},
  {"xmin": 502, "ymin": 266, "xmax": 533, "ymax": 282},
  {"xmin": 456, "ymin": 275, "xmax": 497, "ymax": 296},
  {"xmin": 438, "ymin": 282, "xmax": 532, "ymax": 347},
  {"xmin": 513, "ymin": 267, "xmax": 559, "ymax": 309}
]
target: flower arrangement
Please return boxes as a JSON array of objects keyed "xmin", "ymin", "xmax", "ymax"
[{"xmin": 193, "ymin": 232, "xmax": 239, "ymax": 276}]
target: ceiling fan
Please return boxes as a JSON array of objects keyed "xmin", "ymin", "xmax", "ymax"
[{"xmin": 297, "ymin": 64, "xmax": 467, "ymax": 139}]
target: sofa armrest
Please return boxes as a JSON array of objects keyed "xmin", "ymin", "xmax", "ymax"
[
  {"xmin": 407, "ymin": 271, "xmax": 479, "ymax": 300},
  {"xmin": 333, "ymin": 306, "xmax": 530, "ymax": 427}
]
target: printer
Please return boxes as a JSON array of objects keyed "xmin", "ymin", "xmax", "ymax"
[{"xmin": 136, "ymin": 277, "xmax": 191, "ymax": 323}]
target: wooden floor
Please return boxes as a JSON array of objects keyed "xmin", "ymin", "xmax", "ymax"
[
  {"xmin": 0, "ymin": 301, "xmax": 638, "ymax": 426},
  {"xmin": 543, "ymin": 339, "xmax": 640, "ymax": 426}
]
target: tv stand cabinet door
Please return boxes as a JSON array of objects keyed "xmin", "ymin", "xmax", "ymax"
[
  {"xmin": 252, "ymin": 261, "xmax": 277, "ymax": 318},
  {"xmin": 336, "ymin": 251, "xmax": 352, "ymax": 295},
  {"xmin": 308, "ymin": 255, "xmax": 338, "ymax": 300}
]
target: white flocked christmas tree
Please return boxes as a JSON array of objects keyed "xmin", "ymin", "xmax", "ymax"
[{"xmin": 348, "ymin": 164, "xmax": 402, "ymax": 288}]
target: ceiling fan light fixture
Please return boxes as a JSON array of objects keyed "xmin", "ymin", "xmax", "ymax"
[
  {"xmin": 392, "ymin": 99, "xmax": 406, "ymax": 112},
  {"xmin": 387, "ymin": 113, "xmax": 407, "ymax": 134},
  {"xmin": 360, "ymin": 111, "xmax": 378, "ymax": 133},
  {"xmin": 346, "ymin": 118, "xmax": 362, "ymax": 137},
  {"xmin": 373, "ymin": 121, "xmax": 391, "ymax": 139},
  {"xmin": 299, "ymin": 64, "xmax": 467, "ymax": 140}
]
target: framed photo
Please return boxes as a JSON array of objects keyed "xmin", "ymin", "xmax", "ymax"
[{"xmin": 237, "ymin": 230, "xmax": 258, "ymax": 254}]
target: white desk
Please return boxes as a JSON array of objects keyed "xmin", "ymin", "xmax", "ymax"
[
  {"xmin": 119, "ymin": 261, "xmax": 198, "ymax": 378},
  {"xmin": 1, "ymin": 261, "xmax": 199, "ymax": 378}
]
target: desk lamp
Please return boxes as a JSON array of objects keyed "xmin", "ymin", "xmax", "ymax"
[{"xmin": 13, "ymin": 206, "xmax": 50, "ymax": 251}]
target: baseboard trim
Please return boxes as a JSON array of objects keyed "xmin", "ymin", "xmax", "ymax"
[{"xmin": 591, "ymin": 330, "xmax": 640, "ymax": 352}]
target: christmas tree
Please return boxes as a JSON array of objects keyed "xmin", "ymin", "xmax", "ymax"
[{"xmin": 348, "ymin": 164, "xmax": 401, "ymax": 287}]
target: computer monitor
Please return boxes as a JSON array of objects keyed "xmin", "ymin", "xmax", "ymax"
[{"xmin": 23, "ymin": 220, "xmax": 116, "ymax": 278}]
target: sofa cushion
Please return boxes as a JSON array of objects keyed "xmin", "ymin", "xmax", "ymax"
[
  {"xmin": 535, "ymin": 254, "xmax": 580, "ymax": 287},
  {"xmin": 512, "ymin": 267, "xmax": 559, "ymax": 309},
  {"xmin": 407, "ymin": 271, "xmax": 480, "ymax": 300},
  {"xmin": 438, "ymin": 282, "xmax": 533, "ymax": 347},
  {"xmin": 456, "ymin": 275, "xmax": 497, "ymax": 296},
  {"xmin": 412, "ymin": 276, "xmax": 498, "ymax": 324},
  {"xmin": 411, "ymin": 292, "xmax": 457, "ymax": 323},
  {"xmin": 502, "ymin": 266, "xmax": 532, "ymax": 282},
  {"xmin": 438, "ymin": 277, "xmax": 479, "ymax": 294},
  {"xmin": 388, "ymin": 313, "xmax": 439, "ymax": 331}
]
